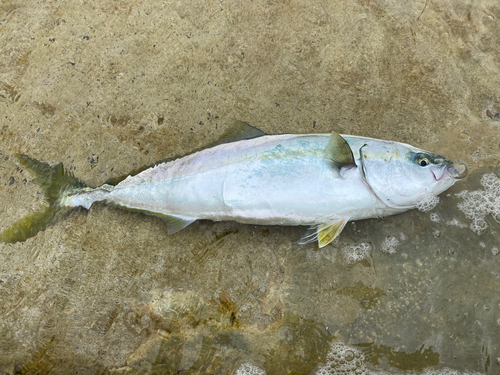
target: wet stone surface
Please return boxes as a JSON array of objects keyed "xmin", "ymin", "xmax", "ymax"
[{"xmin": 1, "ymin": 0, "xmax": 500, "ymax": 373}]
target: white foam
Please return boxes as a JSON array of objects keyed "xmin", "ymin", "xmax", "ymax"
[
  {"xmin": 312, "ymin": 340, "xmax": 484, "ymax": 375},
  {"xmin": 423, "ymin": 369, "xmax": 482, "ymax": 375},
  {"xmin": 445, "ymin": 218, "xmax": 469, "ymax": 229},
  {"xmin": 341, "ymin": 243, "xmax": 372, "ymax": 265},
  {"xmin": 414, "ymin": 193, "xmax": 440, "ymax": 212},
  {"xmin": 380, "ymin": 236, "xmax": 400, "ymax": 254},
  {"xmin": 430, "ymin": 213, "xmax": 441, "ymax": 222},
  {"xmin": 492, "ymin": 246, "xmax": 499, "ymax": 256},
  {"xmin": 235, "ymin": 363, "xmax": 266, "ymax": 375},
  {"xmin": 314, "ymin": 342, "xmax": 366, "ymax": 375},
  {"xmin": 456, "ymin": 172, "xmax": 500, "ymax": 235}
]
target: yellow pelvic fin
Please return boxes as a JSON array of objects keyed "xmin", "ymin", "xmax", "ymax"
[{"xmin": 317, "ymin": 218, "xmax": 349, "ymax": 248}]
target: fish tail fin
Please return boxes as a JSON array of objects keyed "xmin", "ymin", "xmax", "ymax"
[{"xmin": 0, "ymin": 154, "xmax": 85, "ymax": 243}]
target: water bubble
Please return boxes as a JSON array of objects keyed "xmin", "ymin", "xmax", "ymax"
[
  {"xmin": 341, "ymin": 243, "xmax": 372, "ymax": 265},
  {"xmin": 430, "ymin": 213, "xmax": 441, "ymax": 222},
  {"xmin": 381, "ymin": 236, "xmax": 400, "ymax": 254},
  {"xmin": 235, "ymin": 363, "xmax": 266, "ymax": 375},
  {"xmin": 414, "ymin": 193, "xmax": 440, "ymax": 212},
  {"xmin": 456, "ymin": 172, "xmax": 500, "ymax": 235},
  {"xmin": 314, "ymin": 341, "xmax": 366, "ymax": 374},
  {"xmin": 470, "ymin": 218, "xmax": 489, "ymax": 234}
]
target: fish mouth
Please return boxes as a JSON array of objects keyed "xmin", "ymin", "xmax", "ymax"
[
  {"xmin": 432, "ymin": 163, "xmax": 468, "ymax": 181},
  {"xmin": 432, "ymin": 165, "xmax": 448, "ymax": 181}
]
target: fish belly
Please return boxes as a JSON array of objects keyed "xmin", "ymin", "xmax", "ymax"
[{"xmin": 105, "ymin": 135, "xmax": 389, "ymax": 225}]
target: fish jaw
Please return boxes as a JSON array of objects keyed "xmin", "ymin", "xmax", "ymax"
[{"xmin": 431, "ymin": 165, "xmax": 448, "ymax": 181}]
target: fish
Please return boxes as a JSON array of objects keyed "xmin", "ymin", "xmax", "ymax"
[{"xmin": 0, "ymin": 122, "xmax": 463, "ymax": 247}]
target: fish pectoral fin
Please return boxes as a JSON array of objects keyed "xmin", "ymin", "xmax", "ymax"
[
  {"xmin": 161, "ymin": 214, "xmax": 197, "ymax": 234},
  {"xmin": 298, "ymin": 218, "xmax": 349, "ymax": 248},
  {"xmin": 218, "ymin": 120, "xmax": 268, "ymax": 145},
  {"xmin": 325, "ymin": 132, "xmax": 356, "ymax": 171}
]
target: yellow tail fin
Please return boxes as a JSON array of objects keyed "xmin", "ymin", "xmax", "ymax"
[{"xmin": 0, "ymin": 155, "xmax": 84, "ymax": 243}]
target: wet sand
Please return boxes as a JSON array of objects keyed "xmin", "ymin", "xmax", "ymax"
[{"xmin": 0, "ymin": 0, "xmax": 499, "ymax": 373}]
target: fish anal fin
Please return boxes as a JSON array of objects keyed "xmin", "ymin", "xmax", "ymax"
[
  {"xmin": 218, "ymin": 120, "xmax": 268, "ymax": 145},
  {"xmin": 325, "ymin": 132, "xmax": 356, "ymax": 171},
  {"xmin": 110, "ymin": 204, "xmax": 197, "ymax": 235},
  {"xmin": 317, "ymin": 218, "xmax": 349, "ymax": 248},
  {"xmin": 161, "ymin": 214, "xmax": 197, "ymax": 234}
]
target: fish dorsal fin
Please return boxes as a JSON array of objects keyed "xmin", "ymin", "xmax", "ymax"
[
  {"xmin": 105, "ymin": 121, "xmax": 267, "ymax": 186},
  {"xmin": 325, "ymin": 132, "xmax": 356, "ymax": 170},
  {"xmin": 218, "ymin": 121, "xmax": 268, "ymax": 145},
  {"xmin": 298, "ymin": 218, "xmax": 349, "ymax": 248},
  {"xmin": 161, "ymin": 214, "xmax": 197, "ymax": 234}
]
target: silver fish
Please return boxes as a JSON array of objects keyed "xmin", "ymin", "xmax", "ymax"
[{"xmin": 0, "ymin": 122, "xmax": 463, "ymax": 246}]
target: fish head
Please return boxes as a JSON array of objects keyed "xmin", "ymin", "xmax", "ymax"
[{"xmin": 359, "ymin": 141, "xmax": 463, "ymax": 209}]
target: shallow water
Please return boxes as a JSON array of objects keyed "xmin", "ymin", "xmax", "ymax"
[
  {"xmin": 1, "ymin": 0, "xmax": 500, "ymax": 373},
  {"xmin": 1, "ymin": 149, "xmax": 499, "ymax": 375}
]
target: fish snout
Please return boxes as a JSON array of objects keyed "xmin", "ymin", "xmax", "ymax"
[{"xmin": 446, "ymin": 162, "xmax": 468, "ymax": 180}]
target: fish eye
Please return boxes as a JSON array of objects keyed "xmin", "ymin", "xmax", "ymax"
[{"xmin": 418, "ymin": 157, "xmax": 430, "ymax": 167}]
